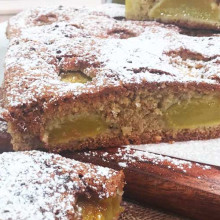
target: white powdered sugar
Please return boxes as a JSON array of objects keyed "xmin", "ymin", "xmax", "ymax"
[
  {"xmin": 0, "ymin": 120, "xmax": 7, "ymax": 132},
  {"xmin": 0, "ymin": 151, "xmax": 120, "ymax": 219},
  {"xmin": 118, "ymin": 162, "xmax": 127, "ymax": 168}
]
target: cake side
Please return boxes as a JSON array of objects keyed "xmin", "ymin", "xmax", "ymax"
[
  {"xmin": 0, "ymin": 151, "xmax": 124, "ymax": 219},
  {"xmin": 6, "ymin": 81, "xmax": 220, "ymax": 152}
]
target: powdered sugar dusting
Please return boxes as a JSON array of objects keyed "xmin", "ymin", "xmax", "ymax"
[
  {"xmin": 0, "ymin": 120, "xmax": 7, "ymax": 133},
  {"xmin": 83, "ymin": 147, "xmax": 215, "ymax": 176},
  {"xmin": 117, "ymin": 147, "xmax": 194, "ymax": 173},
  {"xmin": 0, "ymin": 151, "xmax": 120, "ymax": 219},
  {"xmin": 118, "ymin": 162, "xmax": 127, "ymax": 168},
  {"xmin": 4, "ymin": 4, "xmax": 220, "ymax": 109}
]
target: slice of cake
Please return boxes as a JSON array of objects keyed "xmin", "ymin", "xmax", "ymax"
[
  {"xmin": 0, "ymin": 151, "xmax": 124, "ymax": 219},
  {"xmin": 126, "ymin": 0, "xmax": 220, "ymax": 30},
  {"xmin": 3, "ymin": 4, "xmax": 220, "ymax": 152}
]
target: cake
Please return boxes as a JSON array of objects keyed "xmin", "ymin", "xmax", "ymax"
[
  {"xmin": 3, "ymin": 4, "xmax": 220, "ymax": 152},
  {"xmin": 126, "ymin": 0, "xmax": 220, "ymax": 31},
  {"xmin": 0, "ymin": 150, "xmax": 124, "ymax": 219}
]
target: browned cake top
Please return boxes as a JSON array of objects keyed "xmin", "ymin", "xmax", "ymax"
[
  {"xmin": 4, "ymin": 4, "xmax": 220, "ymax": 109},
  {"xmin": 0, "ymin": 151, "xmax": 124, "ymax": 219}
]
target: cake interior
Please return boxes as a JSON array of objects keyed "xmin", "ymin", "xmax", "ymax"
[
  {"xmin": 126, "ymin": 0, "xmax": 220, "ymax": 26},
  {"xmin": 44, "ymin": 114, "xmax": 108, "ymax": 146},
  {"xmin": 39, "ymin": 71, "xmax": 220, "ymax": 149},
  {"xmin": 8, "ymin": 70, "xmax": 220, "ymax": 151},
  {"xmin": 78, "ymin": 194, "xmax": 123, "ymax": 220},
  {"xmin": 165, "ymin": 96, "xmax": 220, "ymax": 129},
  {"xmin": 60, "ymin": 71, "xmax": 92, "ymax": 84},
  {"xmin": 43, "ymin": 93, "xmax": 220, "ymax": 145},
  {"xmin": 149, "ymin": 0, "xmax": 220, "ymax": 23}
]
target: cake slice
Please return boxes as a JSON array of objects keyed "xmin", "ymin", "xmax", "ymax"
[
  {"xmin": 126, "ymin": 0, "xmax": 220, "ymax": 30},
  {"xmin": 64, "ymin": 147, "xmax": 220, "ymax": 220},
  {"xmin": 0, "ymin": 150, "xmax": 124, "ymax": 219},
  {"xmin": 3, "ymin": 5, "xmax": 220, "ymax": 152}
]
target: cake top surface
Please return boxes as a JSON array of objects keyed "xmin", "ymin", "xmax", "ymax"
[
  {"xmin": 0, "ymin": 150, "xmax": 123, "ymax": 220},
  {"xmin": 4, "ymin": 4, "xmax": 220, "ymax": 109}
]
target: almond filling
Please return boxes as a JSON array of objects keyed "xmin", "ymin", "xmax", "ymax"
[
  {"xmin": 165, "ymin": 96, "xmax": 220, "ymax": 129},
  {"xmin": 78, "ymin": 195, "xmax": 124, "ymax": 220},
  {"xmin": 44, "ymin": 114, "xmax": 108, "ymax": 145},
  {"xmin": 149, "ymin": 0, "xmax": 220, "ymax": 22},
  {"xmin": 126, "ymin": 0, "xmax": 220, "ymax": 24},
  {"xmin": 60, "ymin": 71, "xmax": 92, "ymax": 84}
]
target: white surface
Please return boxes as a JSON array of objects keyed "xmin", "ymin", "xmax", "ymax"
[
  {"xmin": 0, "ymin": 0, "xmax": 101, "ymax": 14},
  {"xmin": 0, "ymin": 22, "xmax": 220, "ymax": 166},
  {"xmin": 128, "ymin": 138, "xmax": 220, "ymax": 166}
]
